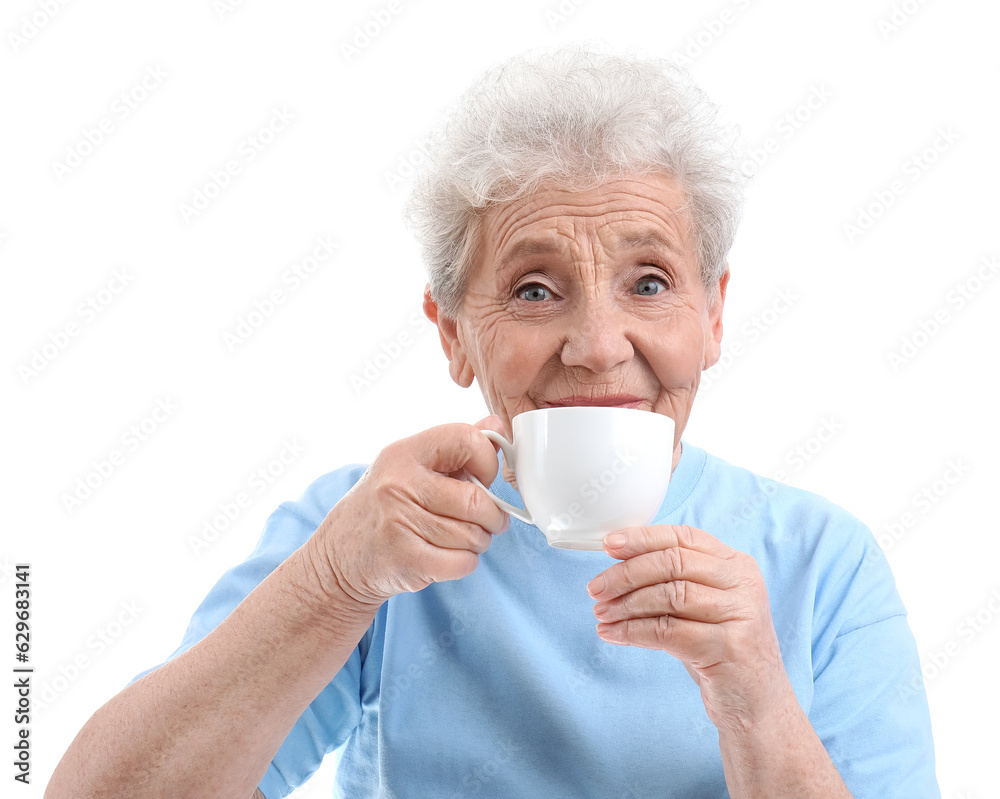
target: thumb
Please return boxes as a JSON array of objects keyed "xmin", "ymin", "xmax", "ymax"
[
  {"xmin": 472, "ymin": 415, "xmax": 507, "ymax": 463},
  {"xmin": 473, "ymin": 414, "xmax": 505, "ymax": 436},
  {"xmin": 473, "ymin": 416, "xmax": 517, "ymax": 490}
]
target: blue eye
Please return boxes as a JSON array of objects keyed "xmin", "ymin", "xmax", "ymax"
[
  {"xmin": 518, "ymin": 284, "xmax": 553, "ymax": 302},
  {"xmin": 635, "ymin": 277, "xmax": 667, "ymax": 296}
]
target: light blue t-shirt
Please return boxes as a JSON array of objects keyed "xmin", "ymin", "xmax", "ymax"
[{"xmin": 133, "ymin": 441, "xmax": 939, "ymax": 797}]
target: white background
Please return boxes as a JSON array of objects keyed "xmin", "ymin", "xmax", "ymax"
[{"xmin": 2, "ymin": 0, "xmax": 998, "ymax": 796}]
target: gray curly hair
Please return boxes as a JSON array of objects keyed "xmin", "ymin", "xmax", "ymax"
[{"xmin": 403, "ymin": 44, "xmax": 747, "ymax": 318}]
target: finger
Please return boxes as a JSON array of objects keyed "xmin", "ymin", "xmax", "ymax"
[
  {"xmin": 596, "ymin": 614, "xmax": 726, "ymax": 660},
  {"xmin": 587, "ymin": 547, "xmax": 740, "ymax": 601},
  {"xmin": 601, "ymin": 524, "xmax": 737, "ymax": 561},
  {"xmin": 405, "ymin": 536, "xmax": 483, "ymax": 586},
  {"xmin": 414, "ymin": 423, "xmax": 501, "ymax": 488},
  {"xmin": 384, "ymin": 471, "xmax": 498, "ymax": 554},
  {"xmin": 593, "ymin": 580, "xmax": 744, "ymax": 625},
  {"xmin": 422, "ymin": 470, "xmax": 509, "ymax": 535},
  {"xmin": 412, "ymin": 508, "xmax": 496, "ymax": 555}
]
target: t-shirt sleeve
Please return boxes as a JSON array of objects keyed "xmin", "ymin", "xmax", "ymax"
[
  {"xmin": 128, "ymin": 466, "xmax": 372, "ymax": 799},
  {"xmin": 808, "ymin": 526, "xmax": 940, "ymax": 798}
]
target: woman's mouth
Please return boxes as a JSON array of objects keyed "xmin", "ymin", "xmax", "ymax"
[{"xmin": 543, "ymin": 395, "xmax": 647, "ymax": 409}]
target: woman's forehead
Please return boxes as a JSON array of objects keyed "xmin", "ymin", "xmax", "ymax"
[{"xmin": 479, "ymin": 174, "xmax": 695, "ymax": 266}]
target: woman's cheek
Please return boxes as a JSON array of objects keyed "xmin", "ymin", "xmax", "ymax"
[
  {"xmin": 645, "ymin": 330, "xmax": 703, "ymax": 388},
  {"xmin": 488, "ymin": 323, "xmax": 538, "ymax": 377}
]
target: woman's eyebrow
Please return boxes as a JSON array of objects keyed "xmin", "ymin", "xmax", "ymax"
[
  {"xmin": 494, "ymin": 229, "xmax": 681, "ymax": 277},
  {"xmin": 495, "ymin": 237, "xmax": 565, "ymax": 274},
  {"xmin": 611, "ymin": 229, "xmax": 682, "ymax": 257}
]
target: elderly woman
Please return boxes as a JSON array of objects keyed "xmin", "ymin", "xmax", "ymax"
[{"xmin": 47, "ymin": 47, "xmax": 938, "ymax": 798}]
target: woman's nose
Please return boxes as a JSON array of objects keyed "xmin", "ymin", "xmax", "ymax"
[{"xmin": 558, "ymin": 301, "xmax": 634, "ymax": 374}]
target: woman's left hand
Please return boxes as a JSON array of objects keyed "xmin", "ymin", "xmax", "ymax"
[{"xmin": 586, "ymin": 524, "xmax": 796, "ymax": 734}]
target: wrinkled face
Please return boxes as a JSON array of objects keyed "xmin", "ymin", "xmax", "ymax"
[{"xmin": 425, "ymin": 172, "xmax": 728, "ymax": 471}]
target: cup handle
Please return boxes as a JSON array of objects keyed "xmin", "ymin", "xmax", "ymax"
[{"xmin": 465, "ymin": 429, "xmax": 534, "ymax": 526}]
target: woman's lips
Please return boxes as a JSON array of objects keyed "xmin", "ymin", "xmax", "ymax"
[{"xmin": 543, "ymin": 395, "xmax": 646, "ymax": 409}]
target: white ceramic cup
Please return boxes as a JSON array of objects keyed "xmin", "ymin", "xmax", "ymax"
[{"xmin": 467, "ymin": 406, "xmax": 675, "ymax": 550}]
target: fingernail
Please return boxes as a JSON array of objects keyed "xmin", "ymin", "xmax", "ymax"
[
  {"xmin": 501, "ymin": 516, "xmax": 510, "ymax": 533},
  {"xmin": 604, "ymin": 532, "xmax": 627, "ymax": 549},
  {"xmin": 587, "ymin": 575, "xmax": 606, "ymax": 597},
  {"xmin": 597, "ymin": 623, "xmax": 622, "ymax": 642},
  {"xmin": 593, "ymin": 601, "xmax": 609, "ymax": 617}
]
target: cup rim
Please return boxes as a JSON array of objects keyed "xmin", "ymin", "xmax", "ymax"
[{"xmin": 512, "ymin": 406, "xmax": 674, "ymax": 423}]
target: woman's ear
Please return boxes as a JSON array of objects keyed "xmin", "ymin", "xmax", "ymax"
[
  {"xmin": 702, "ymin": 267, "xmax": 730, "ymax": 370},
  {"xmin": 423, "ymin": 285, "xmax": 476, "ymax": 387}
]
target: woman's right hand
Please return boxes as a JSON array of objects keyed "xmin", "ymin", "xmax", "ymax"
[{"xmin": 304, "ymin": 415, "xmax": 510, "ymax": 609}]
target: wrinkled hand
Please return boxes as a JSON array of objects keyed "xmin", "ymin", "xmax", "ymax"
[
  {"xmin": 311, "ymin": 416, "xmax": 509, "ymax": 608},
  {"xmin": 586, "ymin": 524, "xmax": 794, "ymax": 732}
]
